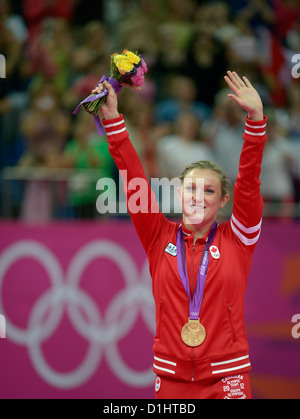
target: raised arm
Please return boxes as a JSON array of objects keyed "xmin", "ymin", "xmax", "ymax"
[
  {"xmin": 93, "ymin": 81, "xmax": 167, "ymax": 252},
  {"xmin": 224, "ymin": 71, "xmax": 267, "ymax": 248}
]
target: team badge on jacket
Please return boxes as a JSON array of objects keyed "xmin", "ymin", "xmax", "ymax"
[
  {"xmin": 209, "ymin": 245, "xmax": 220, "ymax": 259},
  {"xmin": 165, "ymin": 242, "xmax": 177, "ymax": 256}
]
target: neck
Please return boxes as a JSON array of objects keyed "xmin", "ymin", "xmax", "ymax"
[{"xmin": 183, "ymin": 218, "xmax": 215, "ymax": 243}]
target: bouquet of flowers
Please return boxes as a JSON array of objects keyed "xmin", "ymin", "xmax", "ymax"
[{"xmin": 73, "ymin": 50, "xmax": 148, "ymax": 135}]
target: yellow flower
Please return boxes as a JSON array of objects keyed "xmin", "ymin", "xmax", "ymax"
[
  {"xmin": 124, "ymin": 51, "xmax": 140, "ymax": 65},
  {"xmin": 113, "ymin": 54, "xmax": 134, "ymax": 73},
  {"xmin": 113, "ymin": 54, "xmax": 124, "ymax": 64}
]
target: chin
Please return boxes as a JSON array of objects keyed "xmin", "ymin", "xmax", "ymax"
[{"xmin": 184, "ymin": 213, "xmax": 205, "ymax": 225}]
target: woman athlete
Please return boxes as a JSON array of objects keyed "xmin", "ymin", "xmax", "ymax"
[{"xmin": 93, "ymin": 71, "xmax": 267, "ymax": 399}]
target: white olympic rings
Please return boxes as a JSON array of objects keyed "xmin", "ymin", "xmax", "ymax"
[{"xmin": 0, "ymin": 239, "xmax": 155, "ymax": 389}]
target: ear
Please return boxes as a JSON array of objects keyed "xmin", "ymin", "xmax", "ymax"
[{"xmin": 219, "ymin": 194, "xmax": 230, "ymax": 209}]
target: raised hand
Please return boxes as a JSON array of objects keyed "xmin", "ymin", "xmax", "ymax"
[
  {"xmin": 224, "ymin": 71, "xmax": 264, "ymax": 121},
  {"xmin": 92, "ymin": 80, "xmax": 120, "ymax": 120}
]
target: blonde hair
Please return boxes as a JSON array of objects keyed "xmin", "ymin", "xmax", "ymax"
[{"xmin": 179, "ymin": 160, "xmax": 231, "ymax": 197}]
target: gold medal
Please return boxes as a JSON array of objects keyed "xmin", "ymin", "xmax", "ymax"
[{"xmin": 181, "ymin": 318, "xmax": 206, "ymax": 347}]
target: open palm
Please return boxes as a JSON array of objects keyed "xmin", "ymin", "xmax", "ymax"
[{"xmin": 224, "ymin": 71, "xmax": 264, "ymax": 121}]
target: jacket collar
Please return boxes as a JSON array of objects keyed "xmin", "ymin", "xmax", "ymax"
[{"xmin": 180, "ymin": 219, "xmax": 210, "ymax": 244}]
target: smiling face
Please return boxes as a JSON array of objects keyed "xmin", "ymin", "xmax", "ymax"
[{"xmin": 179, "ymin": 168, "xmax": 230, "ymax": 232}]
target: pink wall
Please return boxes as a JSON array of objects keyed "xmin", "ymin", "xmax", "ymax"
[{"xmin": 0, "ymin": 220, "xmax": 299, "ymax": 399}]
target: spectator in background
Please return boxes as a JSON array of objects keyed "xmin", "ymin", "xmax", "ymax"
[
  {"xmin": 62, "ymin": 21, "xmax": 111, "ymax": 112},
  {"xmin": 153, "ymin": 20, "xmax": 194, "ymax": 85},
  {"xmin": 273, "ymin": 82, "xmax": 300, "ymax": 172},
  {"xmin": 117, "ymin": 5, "xmax": 159, "ymax": 58},
  {"xmin": 0, "ymin": 0, "xmax": 28, "ymax": 43},
  {"xmin": 62, "ymin": 55, "xmax": 107, "ymax": 112},
  {"xmin": 69, "ymin": 20, "xmax": 111, "ymax": 81},
  {"xmin": 117, "ymin": 88, "xmax": 162, "ymax": 179},
  {"xmin": 23, "ymin": 0, "xmax": 74, "ymax": 40},
  {"xmin": 286, "ymin": 83, "xmax": 300, "ymax": 211},
  {"xmin": 230, "ymin": 0, "xmax": 275, "ymax": 34},
  {"xmin": 17, "ymin": 82, "xmax": 71, "ymax": 222},
  {"xmin": 71, "ymin": 0, "xmax": 104, "ymax": 27},
  {"xmin": 60, "ymin": 111, "xmax": 115, "ymax": 219},
  {"xmin": 260, "ymin": 110, "xmax": 296, "ymax": 218},
  {"xmin": 194, "ymin": 1, "xmax": 241, "ymax": 40},
  {"xmin": 270, "ymin": 0, "xmax": 300, "ymax": 42},
  {"xmin": 286, "ymin": 82, "xmax": 300, "ymax": 141},
  {"xmin": 149, "ymin": 0, "xmax": 197, "ymax": 93},
  {"xmin": 156, "ymin": 111, "xmax": 214, "ymax": 180},
  {"xmin": 26, "ymin": 17, "xmax": 73, "ymax": 94},
  {"xmin": 0, "ymin": 0, "xmax": 27, "ymax": 103},
  {"xmin": 185, "ymin": 28, "xmax": 228, "ymax": 107},
  {"xmin": 0, "ymin": 1, "xmax": 29, "ymax": 168},
  {"xmin": 286, "ymin": 13, "xmax": 300, "ymax": 51},
  {"xmin": 19, "ymin": 82, "xmax": 70, "ymax": 167},
  {"xmin": 0, "ymin": 23, "xmax": 22, "ymax": 113},
  {"xmin": 263, "ymin": 80, "xmax": 300, "ymax": 215},
  {"xmin": 205, "ymin": 89, "xmax": 245, "ymax": 184},
  {"xmin": 154, "ymin": 75, "xmax": 211, "ymax": 127}
]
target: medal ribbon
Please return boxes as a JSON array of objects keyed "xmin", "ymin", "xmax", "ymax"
[{"xmin": 176, "ymin": 222, "xmax": 218, "ymax": 320}]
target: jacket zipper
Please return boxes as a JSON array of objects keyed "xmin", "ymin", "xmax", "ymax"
[
  {"xmin": 227, "ymin": 303, "xmax": 237, "ymax": 343},
  {"xmin": 191, "ymin": 348, "xmax": 195, "ymax": 381}
]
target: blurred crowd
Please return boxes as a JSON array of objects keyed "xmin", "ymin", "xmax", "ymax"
[{"xmin": 0, "ymin": 0, "xmax": 300, "ymax": 221}]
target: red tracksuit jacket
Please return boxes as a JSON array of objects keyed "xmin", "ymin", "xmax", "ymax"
[{"xmin": 103, "ymin": 114, "xmax": 267, "ymax": 382}]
